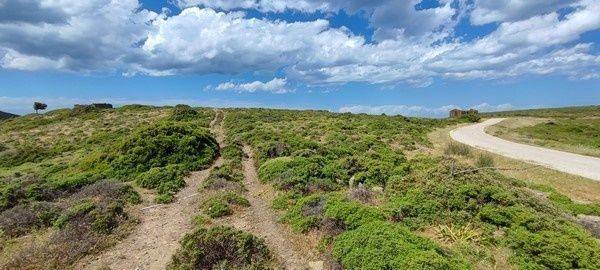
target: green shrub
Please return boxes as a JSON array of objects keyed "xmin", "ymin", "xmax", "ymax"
[
  {"xmin": 283, "ymin": 194, "xmax": 326, "ymax": 232},
  {"xmin": 168, "ymin": 226, "xmax": 277, "ymax": 269},
  {"xmin": 0, "ymin": 143, "xmax": 53, "ymax": 167},
  {"xmin": 202, "ymin": 192, "xmax": 249, "ymax": 218},
  {"xmin": 333, "ymin": 221, "xmax": 472, "ymax": 270},
  {"xmin": 53, "ymin": 201, "xmax": 96, "ymax": 229},
  {"xmin": 201, "ymin": 161, "xmax": 245, "ymax": 191},
  {"xmin": 284, "ymin": 193, "xmax": 386, "ymax": 232},
  {"xmin": 109, "ymin": 122, "xmax": 218, "ymax": 177},
  {"xmin": 204, "ymin": 200, "xmax": 231, "ymax": 218},
  {"xmin": 136, "ymin": 165, "xmax": 186, "ymax": 199},
  {"xmin": 170, "ymin": 104, "xmax": 199, "ymax": 121},
  {"xmin": 220, "ymin": 144, "xmax": 245, "ymax": 162},
  {"xmin": 155, "ymin": 193, "xmax": 175, "ymax": 204},
  {"xmin": 445, "ymin": 143, "xmax": 471, "ymax": 156},
  {"xmin": 507, "ymin": 221, "xmax": 600, "ymax": 269},
  {"xmin": 548, "ymin": 192, "xmax": 600, "ymax": 216},
  {"xmin": 475, "ymin": 154, "xmax": 495, "ymax": 168},
  {"xmin": 323, "ymin": 194, "xmax": 386, "ymax": 230},
  {"xmin": 464, "ymin": 114, "xmax": 481, "ymax": 123}
]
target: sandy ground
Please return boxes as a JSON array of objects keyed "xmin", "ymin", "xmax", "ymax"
[
  {"xmin": 75, "ymin": 113, "xmax": 224, "ymax": 270},
  {"xmin": 220, "ymin": 145, "xmax": 325, "ymax": 270},
  {"xmin": 213, "ymin": 111, "xmax": 325, "ymax": 269},
  {"xmin": 451, "ymin": 118, "xmax": 600, "ymax": 181}
]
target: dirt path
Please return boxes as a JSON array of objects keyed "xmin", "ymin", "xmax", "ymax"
[
  {"xmin": 75, "ymin": 114, "xmax": 224, "ymax": 270},
  {"xmin": 210, "ymin": 111, "xmax": 323, "ymax": 269},
  {"xmin": 220, "ymin": 145, "xmax": 324, "ymax": 270},
  {"xmin": 451, "ymin": 118, "xmax": 600, "ymax": 181}
]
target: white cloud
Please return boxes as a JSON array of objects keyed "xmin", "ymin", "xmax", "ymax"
[
  {"xmin": 216, "ymin": 78, "xmax": 292, "ymax": 93},
  {"xmin": 0, "ymin": 0, "xmax": 598, "ymax": 87},
  {"xmin": 339, "ymin": 103, "xmax": 517, "ymax": 118},
  {"xmin": 0, "ymin": 0, "xmax": 157, "ymax": 72},
  {"xmin": 470, "ymin": 0, "xmax": 576, "ymax": 25}
]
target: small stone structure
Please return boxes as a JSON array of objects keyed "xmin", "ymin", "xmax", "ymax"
[{"xmin": 449, "ymin": 108, "xmax": 479, "ymax": 118}]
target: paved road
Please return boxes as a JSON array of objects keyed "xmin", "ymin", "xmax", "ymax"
[{"xmin": 450, "ymin": 118, "xmax": 600, "ymax": 181}]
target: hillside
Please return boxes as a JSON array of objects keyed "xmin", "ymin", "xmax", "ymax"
[
  {"xmin": 1, "ymin": 106, "xmax": 599, "ymax": 269},
  {"xmin": 486, "ymin": 106, "xmax": 600, "ymax": 158},
  {"xmin": 0, "ymin": 111, "xmax": 18, "ymax": 120},
  {"xmin": 483, "ymin": 105, "xmax": 600, "ymax": 118}
]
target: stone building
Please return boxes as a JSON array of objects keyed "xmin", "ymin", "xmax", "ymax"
[{"xmin": 449, "ymin": 108, "xmax": 479, "ymax": 118}]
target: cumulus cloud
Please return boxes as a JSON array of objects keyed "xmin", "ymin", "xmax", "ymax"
[
  {"xmin": 470, "ymin": 0, "xmax": 576, "ymax": 25},
  {"xmin": 0, "ymin": 0, "xmax": 67, "ymax": 24},
  {"xmin": 216, "ymin": 78, "xmax": 291, "ymax": 93},
  {"xmin": 0, "ymin": 0, "xmax": 158, "ymax": 72},
  {"xmin": 339, "ymin": 103, "xmax": 517, "ymax": 118},
  {"xmin": 0, "ymin": 0, "xmax": 598, "ymax": 87},
  {"xmin": 177, "ymin": 0, "xmax": 460, "ymax": 39}
]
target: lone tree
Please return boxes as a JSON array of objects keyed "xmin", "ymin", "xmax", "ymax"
[{"xmin": 33, "ymin": 102, "xmax": 47, "ymax": 114}]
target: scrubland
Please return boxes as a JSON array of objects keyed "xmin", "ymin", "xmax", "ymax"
[{"xmin": 1, "ymin": 106, "xmax": 599, "ymax": 269}]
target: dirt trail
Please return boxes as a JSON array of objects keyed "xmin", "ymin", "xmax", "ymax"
[
  {"xmin": 221, "ymin": 145, "xmax": 324, "ymax": 270},
  {"xmin": 212, "ymin": 111, "xmax": 324, "ymax": 269},
  {"xmin": 75, "ymin": 113, "xmax": 225, "ymax": 270}
]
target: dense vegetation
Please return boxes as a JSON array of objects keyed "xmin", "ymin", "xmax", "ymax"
[
  {"xmin": 2, "ymin": 105, "xmax": 599, "ymax": 269},
  {"xmin": 0, "ymin": 111, "xmax": 18, "ymax": 120},
  {"xmin": 0, "ymin": 105, "xmax": 217, "ymax": 268},
  {"xmin": 168, "ymin": 226, "xmax": 277, "ymax": 269},
  {"xmin": 223, "ymin": 108, "xmax": 600, "ymax": 269}
]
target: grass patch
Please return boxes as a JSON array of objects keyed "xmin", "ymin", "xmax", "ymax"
[{"xmin": 445, "ymin": 142, "xmax": 471, "ymax": 156}]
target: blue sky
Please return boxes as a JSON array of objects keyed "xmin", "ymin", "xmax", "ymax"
[{"xmin": 0, "ymin": 0, "xmax": 599, "ymax": 117}]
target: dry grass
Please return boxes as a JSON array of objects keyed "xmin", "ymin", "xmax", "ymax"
[{"xmin": 428, "ymin": 124, "xmax": 600, "ymax": 203}]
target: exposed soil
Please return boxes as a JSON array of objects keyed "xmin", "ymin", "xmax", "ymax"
[
  {"xmin": 218, "ymin": 145, "xmax": 325, "ymax": 269},
  {"xmin": 76, "ymin": 110, "xmax": 328, "ymax": 270},
  {"xmin": 74, "ymin": 114, "xmax": 224, "ymax": 270}
]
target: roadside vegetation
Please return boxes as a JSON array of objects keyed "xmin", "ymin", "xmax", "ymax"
[
  {"xmin": 486, "ymin": 106, "xmax": 600, "ymax": 157},
  {"xmin": 224, "ymin": 108, "xmax": 600, "ymax": 270},
  {"xmin": 0, "ymin": 105, "xmax": 218, "ymax": 269}
]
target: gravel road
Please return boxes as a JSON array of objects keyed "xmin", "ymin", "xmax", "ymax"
[{"xmin": 450, "ymin": 118, "xmax": 600, "ymax": 181}]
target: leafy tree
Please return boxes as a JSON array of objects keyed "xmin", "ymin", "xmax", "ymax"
[{"xmin": 33, "ymin": 102, "xmax": 47, "ymax": 114}]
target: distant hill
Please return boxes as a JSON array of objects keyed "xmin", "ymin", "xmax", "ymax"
[
  {"xmin": 0, "ymin": 110, "xmax": 18, "ymax": 120},
  {"xmin": 483, "ymin": 105, "xmax": 600, "ymax": 118}
]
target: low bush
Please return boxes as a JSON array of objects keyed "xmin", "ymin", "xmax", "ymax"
[
  {"xmin": 168, "ymin": 226, "xmax": 277, "ymax": 269},
  {"xmin": 284, "ymin": 193, "xmax": 386, "ymax": 232},
  {"xmin": 220, "ymin": 144, "xmax": 245, "ymax": 163},
  {"xmin": 547, "ymin": 192, "xmax": 600, "ymax": 216},
  {"xmin": 136, "ymin": 165, "xmax": 186, "ymax": 201},
  {"xmin": 333, "ymin": 221, "xmax": 472, "ymax": 270},
  {"xmin": 170, "ymin": 104, "xmax": 199, "ymax": 121},
  {"xmin": 445, "ymin": 143, "xmax": 471, "ymax": 156},
  {"xmin": 475, "ymin": 154, "xmax": 495, "ymax": 168},
  {"xmin": 202, "ymin": 192, "xmax": 249, "ymax": 218},
  {"xmin": 0, "ymin": 201, "xmax": 61, "ymax": 237},
  {"xmin": 109, "ymin": 123, "xmax": 218, "ymax": 177},
  {"xmin": 0, "ymin": 175, "xmax": 60, "ymax": 211},
  {"xmin": 201, "ymin": 161, "xmax": 245, "ymax": 192}
]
